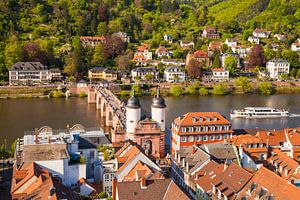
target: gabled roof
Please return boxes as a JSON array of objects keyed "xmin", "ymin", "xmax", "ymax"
[
  {"xmin": 237, "ymin": 167, "xmax": 300, "ymax": 200},
  {"xmin": 267, "ymin": 149, "xmax": 299, "ymax": 180},
  {"xmin": 116, "ymin": 179, "xmax": 189, "ymax": 200},
  {"xmin": 10, "ymin": 62, "xmax": 47, "ymax": 71},
  {"xmin": 174, "ymin": 112, "xmax": 231, "ymax": 126},
  {"xmin": 211, "ymin": 162, "xmax": 252, "ymax": 194},
  {"xmin": 200, "ymin": 143, "xmax": 237, "ymax": 161},
  {"xmin": 228, "ymin": 134, "xmax": 262, "ymax": 146},
  {"xmin": 11, "ymin": 162, "xmax": 78, "ymax": 200},
  {"xmin": 193, "ymin": 50, "xmax": 208, "ymax": 58},
  {"xmin": 285, "ymin": 128, "xmax": 300, "ymax": 146},
  {"xmin": 256, "ymin": 130, "xmax": 287, "ymax": 146},
  {"xmin": 78, "ymin": 137, "xmax": 97, "ymax": 149}
]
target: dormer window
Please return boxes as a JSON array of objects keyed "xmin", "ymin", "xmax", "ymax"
[
  {"xmin": 192, "ymin": 117, "xmax": 197, "ymax": 123},
  {"xmin": 206, "ymin": 117, "xmax": 210, "ymax": 122},
  {"xmin": 199, "ymin": 117, "xmax": 203, "ymax": 122}
]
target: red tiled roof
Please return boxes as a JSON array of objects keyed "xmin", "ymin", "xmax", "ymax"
[
  {"xmin": 174, "ymin": 112, "xmax": 231, "ymax": 127},
  {"xmin": 193, "ymin": 50, "xmax": 208, "ymax": 58},
  {"xmin": 212, "ymin": 68, "xmax": 226, "ymax": 72},
  {"xmin": 256, "ymin": 130, "xmax": 286, "ymax": 146},
  {"xmin": 267, "ymin": 149, "xmax": 299, "ymax": 180},
  {"xmin": 285, "ymin": 128, "xmax": 300, "ymax": 146},
  {"xmin": 237, "ymin": 167, "xmax": 300, "ymax": 200},
  {"xmin": 116, "ymin": 179, "xmax": 189, "ymax": 200}
]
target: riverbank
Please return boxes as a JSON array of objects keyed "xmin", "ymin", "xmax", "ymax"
[
  {"xmin": 115, "ymin": 82, "xmax": 300, "ymax": 97},
  {"xmin": 0, "ymin": 86, "xmax": 88, "ymax": 99}
]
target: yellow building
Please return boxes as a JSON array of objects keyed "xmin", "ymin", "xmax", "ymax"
[{"xmin": 88, "ymin": 67, "xmax": 118, "ymax": 82}]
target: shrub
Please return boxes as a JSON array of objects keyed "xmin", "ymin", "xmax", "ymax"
[
  {"xmin": 98, "ymin": 192, "xmax": 108, "ymax": 198},
  {"xmin": 52, "ymin": 90, "xmax": 64, "ymax": 98},
  {"xmin": 119, "ymin": 90, "xmax": 129, "ymax": 97},
  {"xmin": 186, "ymin": 85, "xmax": 198, "ymax": 95},
  {"xmin": 212, "ymin": 84, "xmax": 228, "ymax": 95},
  {"xmin": 198, "ymin": 87, "xmax": 209, "ymax": 96},
  {"xmin": 235, "ymin": 77, "xmax": 253, "ymax": 93},
  {"xmin": 170, "ymin": 85, "xmax": 184, "ymax": 96},
  {"xmin": 258, "ymin": 82, "xmax": 273, "ymax": 95},
  {"xmin": 79, "ymin": 91, "xmax": 87, "ymax": 97}
]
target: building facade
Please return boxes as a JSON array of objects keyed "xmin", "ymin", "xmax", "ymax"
[
  {"xmin": 266, "ymin": 59, "xmax": 290, "ymax": 79},
  {"xmin": 88, "ymin": 67, "xmax": 118, "ymax": 82},
  {"xmin": 212, "ymin": 68, "xmax": 229, "ymax": 82},
  {"xmin": 9, "ymin": 62, "xmax": 51, "ymax": 85},
  {"xmin": 164, "ymin": 66, "xmax": 186, "ymax": 83},
  {"xmin": 171, "ymin": 112, "xmax": 233, "ymax": 153}
]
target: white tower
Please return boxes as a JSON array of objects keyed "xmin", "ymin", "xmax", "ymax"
[
  {"xmin": 126, "ymin": 89, "xmax": 141, "ymax": 136},
  {"xmin": 151, "ymin": 87, "xmax": 166, "ymax": 132}
]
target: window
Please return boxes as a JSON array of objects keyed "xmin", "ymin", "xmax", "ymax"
[
  {"xmin": 188, "ymin": 136, "xmax": 194, "ymax": 142},
  {"xmin": 196, "ymin": 136, "xmax": 201, "ymax": 141},
  {"xmin": 90, "ymin": 151, "xmax": 95, "ymax": 159},
  {"xmin": 105, "ymin": 174, "xmax": 109, "ymax": 181},
  {"xmin": 217, "ymin": 135, "xmax": 222, "ymax": 140},
  {"xmin": 203, "ymin": 135, "xmax": 208, "ymax": 141},
  {"xmin": 209, "ymin": 135, "xmax": 215, "ymax": 141},
  {"xmin": 189, "ymin": 127, "xmax": 194, "ymax": 132},
  {"xmin": 181, "ymin": 136, "xmax": 187, "ymax": 142}
]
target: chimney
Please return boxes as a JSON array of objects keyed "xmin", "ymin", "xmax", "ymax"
[
  {"xmin": 140, "ymin": 176, "xmax": 147, "ymax": 189},
  {"xmin": 112, "ymin": 178, "xmax": 117, "ymax": 200},
  {"xmin": 192, "ymin": 146, "xmax": 197, "ymax": 154},
  {"xmin": 48, "ymin": 137, "xmax": 51, "ymax": 144},
  {"xmin": 35, "ymin": 128, "xmax": 39, "ymax": 144},
  {"xmin": 135, "ymin": 171, "xmax": 139, "ymax": 181}
]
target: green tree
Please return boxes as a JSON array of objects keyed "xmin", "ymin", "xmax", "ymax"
[
  {"xmin": 281, "ymin": 50, "xmax": 299, "ymax": 68},
  {"xmin": 235, "ymin": 77, "xmax": 252, "ymax": 93},
  {"xmin": 145, "ymin": 74, "xmax": 154, "ymax": 82},
  {"xmin": 290, "ymin": 68, "xmax": 298, "ymax": 78},
  {"xmin": 170, "ymin": 85, "xmax": 183, "ymax": 96},
  {"xmin": 186, "ymin": 85, "xmax": 198, "ymax": 95},
  {"xmin": 130, "ymin": 85, "xmax": 143, "ymax": 96},
  {"xmin": 212, "ymin": 52, "xmax": 220, "ymax": 68},
  {"xmin": 198, "ymin": 87, "xmax": 209, "ymax": 96},
  {"xmin": 92, "ymin": 45, "xmax": 108, "ymax": 66},
  {"xmin": 224, "ymin": 55, "xmax": 237, "ymax": 75},
  {"xmin": 4, "ymin": 39, "xmax": 23, "ymax": 68},
  {"xmin": 212, "ymin": 84, "xmax": 228, "ymax": 95},
  {"xmin": 258, "ymin": 82, "xmax": 273, "ymax": 95}
]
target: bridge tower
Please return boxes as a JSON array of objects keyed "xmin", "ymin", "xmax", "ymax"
[
  {"xmin": 151, "ymin": 86, "xmax": 166, "ymax": 132},
  {"xmin": 126, "ymin": 90, "xmax": 141, "ymax": 137}
]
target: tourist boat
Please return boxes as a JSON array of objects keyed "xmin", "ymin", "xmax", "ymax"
[{"xmin": 230, "ymin": 107, "xmax": 289, "ymax": 119}]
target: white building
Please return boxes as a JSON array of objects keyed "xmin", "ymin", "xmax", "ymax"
[
  {"xmin": 291, "ymin": 43, "xmax": 300, "ymax": 51},
  {"xmin": 248, "ymin": 36, "xmax": 260, "ymax": 44},
  {"xmin": 18, "ymin": 125, "xmax": 106, "ymax": 186},
  {"xmin": 9, "ymin": 62, "xmax": 51, "ymax": 85},
  {"xmin": 253, "ymin": 29, "xmax": 271, "ymax": 38},
  {"xmin": 164, "ymin": 35, "xmax": 173, "ymax": 44},
  {"xmin": 161, "ymin": 59, "xmax": 185, "ymax": 66},
  {"xmin": 164, "ymin": 66, "xmax": 186, "ymax": 83},
  {"xmin": 225, "ymin": 38, "xmax": 237, "ymax": 47},
  {"xmin": 131, "ymin": 67, "xmax": 158, "ymax": 81},
  {"xmin": 212, "ymin": 68, "xmax": 229, "ymax": 82},
  {"xmin": 231, "ymin": 46, "xmax": 250, "ymax": 58},
  {"xmin": 266, "ymin": 59, "xmax": 290, "ymax": 79}
]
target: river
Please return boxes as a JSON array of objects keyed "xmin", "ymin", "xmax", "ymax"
[{"xmin": 1, "ymin": 94, "xmax": 300, "ymax": 145}]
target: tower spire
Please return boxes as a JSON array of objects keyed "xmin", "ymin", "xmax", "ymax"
[{"xmin": 156, "ymin": 85, "xmax": 160, "ymax": 98}]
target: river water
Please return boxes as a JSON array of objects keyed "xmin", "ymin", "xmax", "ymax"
[{"xmin": 1, "ymin": 94, "xmax": 300, "ymax": 145}]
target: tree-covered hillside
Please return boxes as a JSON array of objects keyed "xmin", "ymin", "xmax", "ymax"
[{"xmin": 0, "ymin": 0, "xmax": 299, "ymax": 81}]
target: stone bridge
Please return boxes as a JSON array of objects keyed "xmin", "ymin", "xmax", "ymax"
[{"xmin": 88, "ymin": 86, "xmax": 126, "ymax": 133}]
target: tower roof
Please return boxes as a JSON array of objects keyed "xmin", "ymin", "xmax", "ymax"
[
  {"xmin": 127, "ymin": 88, "xmax": 141, "ymax": 109},
  {"xmin": 151, "ymin": 86, "xmax": 166, "ymax": 108}
]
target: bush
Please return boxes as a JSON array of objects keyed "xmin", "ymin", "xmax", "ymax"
[
  {"xmin": 198, "ymin": 87, "xmax": 209, "ymax": 96},
  {"xmin": 52, "ymin": 90, "xmax": 64, "ymax": 98},
  {"xmin": 235, "ymin": 77, "xmax": 253, "ymax": 93},
  {"xmin": 170, "ymin": 85, "xmax": 184, "ymax": 96},
  {"xmin": 98, "ymin": 192, "xmax": 108, "ymax": 198},
  {"xmin": 186, "ymin": 85, "xmax": 198, "ymax": 95},
  {"xmin": 258, "ymin": 82, "xmax": 273, "ymax": 95},
  {"xmin": 79, "ymin": 91, "xmax": 87, "ymax": 97},
  {"xmin": 212, "ymin": 84, "xmax": 228, "ymax": 95},
  {"xmin": 119, "ymin": 90, "xmax": 129, "ymax": 97}
]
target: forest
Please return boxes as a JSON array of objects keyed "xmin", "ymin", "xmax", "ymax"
[{"xmin": 0, "ymin": 0, "xmax": 299, "ymax": 81}]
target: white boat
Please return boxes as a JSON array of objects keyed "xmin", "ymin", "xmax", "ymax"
[{"xmin": 230, "ymin": 107, "xmax": 289, "ymax": 119}]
